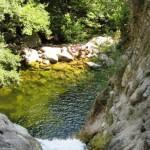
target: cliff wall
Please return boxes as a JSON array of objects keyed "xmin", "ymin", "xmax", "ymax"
[{"xmin": 80, "ymin": 1, "xmax": 150, "ymax": 149}]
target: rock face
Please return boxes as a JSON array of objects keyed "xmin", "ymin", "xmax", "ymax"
[
  {"xmin": 80, "ymin": 1, "xmax": 150, "ymax": 150},
  {"xmin": 0, "ymin": 113, "xmax": 41, "ymax": 150}
]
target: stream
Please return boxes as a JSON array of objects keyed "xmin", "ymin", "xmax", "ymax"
[{"xmin": 0, "ymin": 61, "xmax": 108, "ymax": 140}]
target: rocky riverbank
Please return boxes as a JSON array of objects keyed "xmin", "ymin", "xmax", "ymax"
[{"xmin": 21, "ymin": 36, "xmax": 114, "ymax": 67}]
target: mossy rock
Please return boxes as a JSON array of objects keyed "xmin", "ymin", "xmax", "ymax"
[
  {"xmin": 76, "ymin": 130, "xmax": 93, "ymax": 143},
  {"xmin": 28, "ymin": 62, "xmax": 40, "ymax": 69},
  {"xmin": 52, "ymin": 63, "xmax": 73, "ymax": 72},
  {"xmin": 106, "ymin": 112, "xmax": 113, "ymax": 126},
  {"xmin": 88, "ymin": 133, "xmax": 111, "ymax": 150}
]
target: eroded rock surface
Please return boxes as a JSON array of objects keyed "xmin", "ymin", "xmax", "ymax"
[
  {"xmin": 80, "ymin": 1, "xmax": 150, "ymax": 150},
  {"xmin": 0, "ymin": 113, "xmax": 41, "ymax": 150}
]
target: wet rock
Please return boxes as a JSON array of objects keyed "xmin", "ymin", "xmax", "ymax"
[{"xmin": 0, "ymin": 113, "xmax": 41, "ymax": 150}]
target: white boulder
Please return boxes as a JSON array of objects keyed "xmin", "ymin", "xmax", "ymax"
[
  {"xmin": 83, "ymin": 36, "xmax": 114, "ymax": 55},
  {"xmin": 41, "ymin": 46, "xmax": 61, "ymax": 63},
  {"xmin": 58, "ymin": 47, "xmax": 74, "ymax": 62},
  {"xmin": 23, "ymin": 48, "xmax": 39, "ymax": 64},
  {"xmin": 68, "ymin": 44, "xmax": 82, "ymax": 58},
  {"xmin": 100, "ymin": 53, "xmax": 110, "ymax": 61}
]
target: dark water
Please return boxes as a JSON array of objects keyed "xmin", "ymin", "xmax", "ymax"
[{"xmin": 0, "ymin": 62, "xmax": 107, "ymax": 139}]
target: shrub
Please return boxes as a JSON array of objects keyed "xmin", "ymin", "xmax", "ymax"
[
  {"xmin": 0, "ymin": 36, "xmax": 21, "ymax": 86},
  {"xmin": 47, "ymin": 0, "xmax": 129, "ymax": 42},
  {"xmin": 18, "ymin": 2, "xmax": 51, "ymax": 36},
  {"xmin": 0, "ymin": 0, "xmax": 51, "ymax": 42},
  {"xmin": 61, "ymin": 13, "xmax": 87, "ymax": 43},
  {"xmin": 84, "ymin": 0, "xmax": 129, "ymax": 34}
]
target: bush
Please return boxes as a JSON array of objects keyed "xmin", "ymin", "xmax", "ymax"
[
  {"xmin": 0, "ymin": 36, "xmax": 21, "ymax": 86},
  {"xmin": 0, "ymin": 0, "xmax": 128, "ymax": 44},
  {"xmin": 18, "ymin": 2, "xmax": 51, "ymax": 36},
  {"xmin": 84, "ymin": 0, "xmax": 129, "ymax": 34},
  {"xmin": 0, "ymin": 0, "xmax": 51, "ymax": 43},
  {"xmin": 47, "ymin": 0, "xmax": 129, "ymax": 43},
  {"xmin": 61, "ymin": 13, "xmax": 87, "ymax": 43}
]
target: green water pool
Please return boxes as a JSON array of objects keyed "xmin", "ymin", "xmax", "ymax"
[{"xmin": 0, "ymin": 61, "xmax": 108, "ymax": 139}]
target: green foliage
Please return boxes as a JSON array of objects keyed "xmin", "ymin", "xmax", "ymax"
[
  {"xmin": 84, "ymin": 0, "xmax": 129, "ymax": 33},
  {"xmin": 61, "ymin": 13, "xmax": 87, "ymax": 43},
  {"xmin": 18, "ymin": 2, "xmax": 51, "ymax": 35},
  {"xmin": 0, "ymin": 0, "xmax": 128, "ymax": 43},
  {"xmin": 0, "ymin": 69, "xmax": 20, "ymax": 86},
  {"xmin": 0, "ymin": 0, "xmax": 129, "ymax": 86},
  {"xmin": 0, "ymin": 36, "xmax": 21, "ymax": 86},
  {"xmin": 47, "ymin": 0, "xmax": 129, "ymax": 42},
  {"xmin": 0, "ymin": 0, "xmax": 51, "ymax": 42}
]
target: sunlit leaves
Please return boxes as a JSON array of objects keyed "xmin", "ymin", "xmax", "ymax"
[
  {"xmin": 18, "ymin": 2, "xmax": 51, "ymax": 35},
  {"xmin": 0, "ymin": 35, "xmax": 21, "ymax": 86}
]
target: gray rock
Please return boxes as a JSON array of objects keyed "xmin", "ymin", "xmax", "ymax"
[
  {"xmin": 99, "ymin": 53, "xmax": 114, "ymax": 66},
  {"xmin": 83, "ymin": 36, "xmax": 114, "ymax": 55},
  {"xmin": 0, "ymin": 113, "xmax": 41, "ymax": 150}
]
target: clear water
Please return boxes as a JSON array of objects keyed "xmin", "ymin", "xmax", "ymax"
[{"xmin": 0, "ymin": 61, "xmax": 107, "ymax": 139}]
